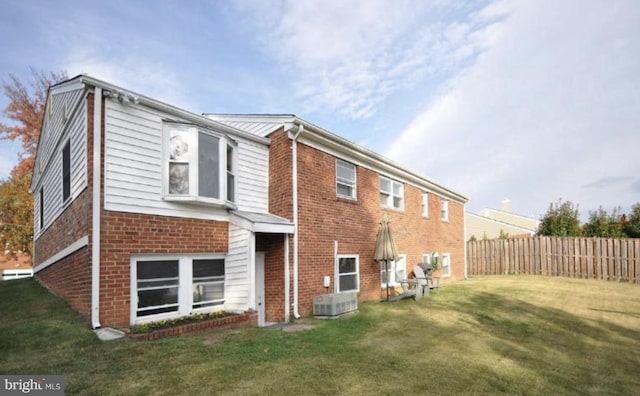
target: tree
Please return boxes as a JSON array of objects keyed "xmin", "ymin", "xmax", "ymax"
[
  {"xmin": 537, "ymin": 199, "xmax": 582, "ymax": 237},
  {"xmin": 582, "ymin": 206, "xmax": 626, "ymax": 238},
  {"xmin": 0, "ymin": 69, "xmax": 67, "ymax": 257},
  {"xmin": 624, "ymin": 203, "xmax": 640, "ymax": 238}
]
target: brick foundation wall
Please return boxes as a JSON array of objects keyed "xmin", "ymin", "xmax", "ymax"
[
  {"xmin": 36, "ymin": 246, "xmax": 91, "ymax": 319},
  {"xmin": 268, "ymin": 129, "xmax": 466, "ymax": 317},
  {"xmin": 100, "ymin": 211, "xmax": 229, "ymax": 327},
  {"xmin": 34, "ymin": 93, "xmax": 96, "ymax": 322}
]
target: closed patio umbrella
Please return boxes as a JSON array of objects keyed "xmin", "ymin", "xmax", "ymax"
[{"xmin": 374, "ymin": 217, "xmax": 400, "ymax": 301}]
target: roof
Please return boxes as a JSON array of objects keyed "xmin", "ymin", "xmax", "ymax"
[
  {"xmin": 466, "ymin": 212, "xmax": 537, "ymax": 239},
  {"xmin": 230, "ymin": 211, "xmax": 294, "ymax": 234},
  {"xmin": 207, "ymin": 114, "xmax": 469, "ymax": 204},
  {"xmin": 477, "ymin": 208, "xmax": 539, "ymax": 231}
]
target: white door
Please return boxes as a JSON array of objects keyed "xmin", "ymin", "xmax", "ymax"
[{"xmin": 255, "ymin": 252, "xmax": 266, "ymax": 327}]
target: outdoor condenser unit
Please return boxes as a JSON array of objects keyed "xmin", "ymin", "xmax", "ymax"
[{"xmin": 313, "ymin": 292, "xmax": 358, "ymax": 316}]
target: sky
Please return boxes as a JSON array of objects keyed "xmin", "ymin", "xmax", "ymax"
[{"xmin": 0, "ymin": 0, "xmax": 638, "ymax": 220}]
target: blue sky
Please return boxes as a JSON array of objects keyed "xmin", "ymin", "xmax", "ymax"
[{"xmin": 1, "ymin": 0, "xmax": 639, "ymax": 220}]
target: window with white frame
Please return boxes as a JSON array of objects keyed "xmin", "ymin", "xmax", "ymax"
[
  {"xmin": 441, "ymin": 199, "xmax": 449, "ymax": 221},
  {"xmin": 132, "ymin": 255, "xmax": 225, "ymax": 323},
  {"xmin": 380, "ymin": 254, "xmax": 406, "ymax": 287},
  {"xmin": 380, "ymin": 176, "xmax": 404, "ymax": 210},
  {"xmin": 336, "ymin": 255, "xmax": 359, "ymax": 292},
  {"xmin": 39, "ymin": 188, "xmax": 44, "ymax": 231},
  {"xmin": 422, "ymin": 253, "xmax": 432, "ymax": 267},
  {"xmin": 442, "ymin": 253, "xmax": 451, "ymax": 277},
  {"xmin": 164, "ymin": 124, "xmax": 235, "ymax": 205},
  {"xmin": 62, "ymin": 139, "xmax": 71, "ymax": 204},
  {"xmin": 336, "ymin": 159, "xmax": 356, "ymax": 199},
  {"xmin": 422, "ymin": 192, "xmax": 429, "ymax": 217}
]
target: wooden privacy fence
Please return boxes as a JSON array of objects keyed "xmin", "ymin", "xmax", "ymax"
[{"xmin": 467, "ymin": 237, "xmax": 640, "ymax": 283}]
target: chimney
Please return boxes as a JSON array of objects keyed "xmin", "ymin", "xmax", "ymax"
[{"xmin": 501, "ymin": 199, "xmax": 511, "ymax": 213}]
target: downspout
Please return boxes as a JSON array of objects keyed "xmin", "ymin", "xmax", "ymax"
[
  {"xmin": 463, "ymin": 201, "xmax": 468, "ymax": 280},
  {"xmin": 91, "ymin": 87, "xmax": 102, "ymax": 328},
  {"xmin": 291, "ymin": 123, "xmax": 304, "ymax": 319},
  {"xmin": 284, "ymin": 234, "xmax": 290, "ymax": 322}
]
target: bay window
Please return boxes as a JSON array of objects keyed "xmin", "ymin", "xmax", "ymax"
[{"xmin": 164, "ymin": 123, "xmax": 235, "ymax": 206}]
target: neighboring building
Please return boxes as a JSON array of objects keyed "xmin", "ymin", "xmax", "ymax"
[
  {"xmin": 31, "ymin": 75, "xmax": 468, "ymax": 329},
  {"xmin": 1, "ymin": 253, "xmax": 32, "ymax": 280},
  {"xmin": 466, "ymin": 199, "xmax": 539, "ymax": 240}
]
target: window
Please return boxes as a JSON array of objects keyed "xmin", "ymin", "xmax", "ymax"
[
  {"xmin": 336, "ymin": 255, "xmax": 359, "ymax": 292},
  {"xmin": 441, "ymin": 199, "xmax": 449, "ymax": 221},
  {"xmin": 422, "ymin": 192, "xmax": 429, "ymax": 217},
  {"xmin": 380, "ymin": 254, "xmax": 406, "ymax": 287},
  {"xmin": 422, "ymin": 253, "xmax": 432, "ymax": 267},
  {"xmin": 336, "ymin": 160, "xmax": 356, "ymax": 199},
  {"xmin": 226, "ymin": 144, "xmax": 235, "ymax": 202},
  {"xmin": 380, "ymin": 176, "xmax": 403, "ymax": 209},
  {"xmin": 165, "ymin": 124, "xmax": 235, "ymax": 205},
  {"xmin": 442, "ymin": 253, "xmax": 451, "ymax": 277},
  {"xmin": 193, "ymin": 259, "xmax": 225, "ymax": 309},
  {"xmin": 62, "ymin": 140, "xmax": 71, "ymax": 203},
  {"xmin": 39, "ymin": 188, "xmax": 44, "ymax": 230},
  {"xmin": 132, "ymin": 255, "xmax": 225, "ymax": 323}
]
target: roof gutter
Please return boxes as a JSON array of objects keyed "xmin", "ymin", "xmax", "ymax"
[
  {"xmin": 290, "ymin": 117, "xmax": 469, "ymax": 204},
  {"xmin": 76, "ymin": 75, "xmax": 269, "ymax": 146},
  {"xmin": 290, "ymin": 123, "xmax": 304, "ymax": 320}
]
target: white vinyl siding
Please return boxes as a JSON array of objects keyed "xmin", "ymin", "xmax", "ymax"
[
  {"xmin": 103, "ymin": 99, "xmax": 269, "ymax": 219},
  {"xmin": 33, "ymin": 89, "xmax": 87, "ymax": 239},
  {"xmin": 225, "ymin": 224, "xmax": 252, "ymax": 311}
]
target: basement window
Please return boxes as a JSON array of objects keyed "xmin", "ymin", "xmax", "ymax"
[{"xmin": 132, "ymin": 254, "xmax": 225, "ymax": 324}]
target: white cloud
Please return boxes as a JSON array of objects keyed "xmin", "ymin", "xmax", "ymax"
[
  {"xmin": 235, "ymin": 0, "xmax": 500, "ymax": 119},
  {"xmin": 386, "ymin": 0, "xmax": 640, "ymax": 218}
]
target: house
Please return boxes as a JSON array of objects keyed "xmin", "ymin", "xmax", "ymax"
[
  {"xmin": 31, "ymin": 75, "xmax": 468, "ymax": 329},
  {"xmin": 466, "ymin": 199, "xmax": 539, "ymax": 240}
]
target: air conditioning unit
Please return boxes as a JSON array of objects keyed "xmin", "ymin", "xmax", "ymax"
[{"xmin": 313, "ymin": 292, "xmax": 358, "ymax": 317}]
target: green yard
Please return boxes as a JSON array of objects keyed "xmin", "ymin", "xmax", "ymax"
[{"xmin": 1, "ymin": 276, "xmax": 639, "ymax": 395}]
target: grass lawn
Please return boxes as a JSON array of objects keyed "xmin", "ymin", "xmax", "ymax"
[{"xmin": 1, "ymin": 276, "xmax": 639, "ymax": 395}]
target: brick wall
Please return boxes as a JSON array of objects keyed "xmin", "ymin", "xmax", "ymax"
[
  {"xmin": 268, "ymin": 129, "xmax": 466, "ymax": 317},
  {"xmin": 256, "ymin": 233, "xmax": 286, "ymax": 322},
  {"xmin": 100, "ymin": 211, "xmax": 229, "ymax": 327},
  {"xmin": 34, "ymin": 93, "xmax": 96, "ymax": 321}
]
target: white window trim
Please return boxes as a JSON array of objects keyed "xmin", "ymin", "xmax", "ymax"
[
  {"xmin": 441, "ymin": 199, "xmax": 449, "ymax": 222},
  {"xmin": 130, "ymin": 253, "xmax": 226, "ymax": 325},
  {"xmin": 422, "ymin": 192, "xmax": 429, "ymax": 217},
  {"xmin": 441, "ymin": 253, "xmax": 451, "ymax": 278},
  {"xmin": 335, "ymin": 254, "xmax": 360, "ymax": 293},
  {"xmin": 380, "ymin": 176, "xmax": 404, "ymax": 210},
  {"xmin": 422, "ymin": 253, "xmax": 432, "ymax": 266},
  {"xmin": 336, "ymin": 159, "xmax": 357, "ymax": 200},
  {"xmin": 380, "ymin": 254, "xmax": 406, "ymax": 288},
  {"xmin": 162, "ymin": 123, "xmax": 235, "ymax": 207}
]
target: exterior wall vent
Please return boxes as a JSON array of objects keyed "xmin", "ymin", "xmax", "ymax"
[{"xmin": 313, "ymin": 292, "xmax": 358, "ymax": 316}]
